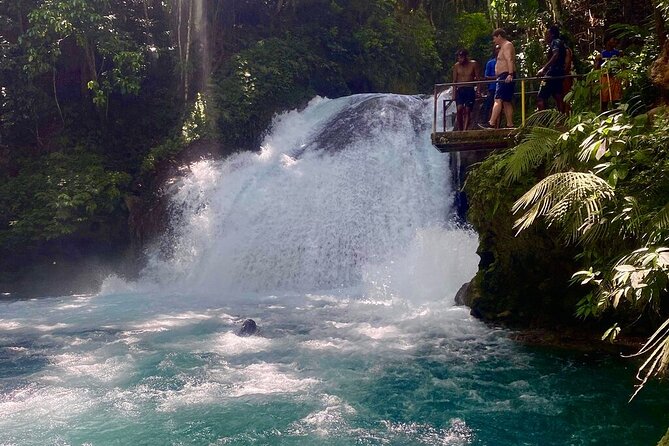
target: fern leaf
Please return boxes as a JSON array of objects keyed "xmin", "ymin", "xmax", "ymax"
[
  {"xmin": 503, "ymin": 127, "xmax": 562, "ymax": 184},
  {"xmin": 512, "ymin": 172, "xmax": 615, "ymax": 239},
  {"xmin": 523, "ymin": 109, "xmax": 568, "ymax": 128},
  {"xmin": 649, "ymin": 203, "xmax": 669, "ymax": 231}
]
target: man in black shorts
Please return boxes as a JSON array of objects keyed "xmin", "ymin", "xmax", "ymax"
[
  {"xmin": 537, "ymin": 25, "xmax": 566, "ymax": 112},
  {"xmin": 452, "ymin": 49, "xmax": 479, "ymax": 131}
]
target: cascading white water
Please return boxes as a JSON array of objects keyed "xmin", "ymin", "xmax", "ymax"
[
  {"xmin": 4, "ymin": 94, "xmax": 669, "ymax": 446},
  {"xmin": 139, "ymin": 94, "xmax": 477, "ymax": 300}
]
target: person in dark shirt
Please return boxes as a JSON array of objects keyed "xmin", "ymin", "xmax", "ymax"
[
  {"xmin": 561, "ymin": 36, "xmax": 575, "ymax": 113},
  {"xmin": 537, "ymin": 25, "xmax": 567, "ymax": 112},
  {"xmin": 595, "ymin": 36, "xmax": 623, "ymax": 110}
]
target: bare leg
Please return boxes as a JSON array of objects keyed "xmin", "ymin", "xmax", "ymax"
[
  {"xmin": 463, "ymin": 107, "xmax": 472, "ymax": 130},
  {"xmin": 456, "ymin": 105, "xmax": 465, "ymax": 131},
  {"xmin": 489, "ymin": 99, "xmax": 503, "ymax": 127},
  {"xmin": 503, "ymin": 101, "xmax": 513, "ymax": 127},
  {"xmin": 555, "ymin": 94, "xmax": 565, "ymax": 113}
]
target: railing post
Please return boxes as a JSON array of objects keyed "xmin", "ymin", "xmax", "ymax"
[
  {"xmin": 521, "ymin": 79, "xmax": 526, "ymax": 126},
  {"xmin": 443, "ymin": 100, "xmax": 447, "ymax": 132},
  {"xmin": 433, "ymin": 85, "xmax": 437, "ymax": 136}
]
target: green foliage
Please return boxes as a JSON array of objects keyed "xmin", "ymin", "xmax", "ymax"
[
  {"xmin": 502, "ymin": 105, "xmax": 669, "ymax": 397},
  {"xmin": 214, "ymin": 37, "xmax": 318, "ymax": 149},
  {"xmin": 351, "ymin": 7, "xmax": 440, "ymax": 91},
  {"xmin": 141, "ymin": 137, "xmax": 185, "ymax": 174},
  {"xmin": 21, "ymin": 0, "xmax": 147, "ymax": 108},
  {"xmin": 488, "ymin": 0, "xmax": 541, "ymax": 29},
  {"xmin": 182, "ymin": 93, "xmax": 210, "ymax": 144},
  {"xmin": 0, "ymin": 150, "xmax": 131, "ymax": 245},
  {"xmin": 140, "ymin": 95, "xmax": 209, "ymax": 173}
]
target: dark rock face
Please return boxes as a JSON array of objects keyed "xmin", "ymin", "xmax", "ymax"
[
  {"xmin": 0, "ymin": 138, "xmax": 234, "ymax": 298},
  {"xmin": 128, "ymin": 138, "xmax": 233, "ymax": 250},
  {"xmin": 293, "ymin": 94, "xmax": 426, "ymax": 157},
  {"xmin": 454, "ymin": 281, "xmax": 470, "ymax": 306},
  {"xmin": 461, "ymin": 155, "xmax": 584, "ymax": 328},
  {"xmin": 237, "ymin": 319, "xmax": 258, "ymax": 337},
  {"xmin": 449, "ymin": 150, "xmax": 489, "ymax": 224}
]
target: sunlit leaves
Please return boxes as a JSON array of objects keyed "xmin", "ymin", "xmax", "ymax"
[
  {"xmin": 512, "ymin": 171, "xmax": 615, "ymax": 241},
  {"xmin": 507, "ymin": 104, "xmax": 669, "ymax": 399},
  {"xmin": 20, "ymin": 0, "xmax": 147, "ymax": 109}
]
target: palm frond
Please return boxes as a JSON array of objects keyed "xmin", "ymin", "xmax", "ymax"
[
  {"xmin": 512, "ymin": 172, "xmax": 616, "ymax": 241},
  {"xmin": 625, "ymin": 316, "xmax": 669, "ymax": 401},
  {"xmin": 522, "ymin": 109, "xmax": 568, "ymax": 129},
  {"xmin": 502, "ymin": 127, "xmax": 562, "ymax": 184},
  {"xmin": 649, "ymin": 202, "xmax": 669, "ymax": 232}
]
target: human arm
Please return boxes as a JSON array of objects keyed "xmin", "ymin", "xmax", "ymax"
[
  {"xmin": 538, "ymin": 46, "xmax": 559, "ymax": 76},
  {"xmin": 503, "ymin": 44, "xmax": 515, "ymax": 83},
  {"xmin": 594, "ymin": 53, "xmax": 603, "ymax": 69}
]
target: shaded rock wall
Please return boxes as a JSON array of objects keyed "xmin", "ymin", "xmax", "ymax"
[
  {"xmin": 458, "ymin": 151, "xmax": 585, "ymax": 327},
  {"xmin": 449, "ymin": 149, "xmax": 489, "ymax": 222}
]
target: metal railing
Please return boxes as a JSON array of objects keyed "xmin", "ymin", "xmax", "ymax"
[{"xmin": 432, "ymin": 75, "xmax": 582, "ymax": 133}]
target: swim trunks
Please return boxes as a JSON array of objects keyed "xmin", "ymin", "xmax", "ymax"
[
  {"xmin": 538, "ymin": 68, "xmax": 564, "ymax": 100},
  {"xmin": 494, "ymin": 72, "xmax": 515, "ymax": 102},
  {"xmin": 455, "ymin": 86, "xmax": 476, "ymax": 108}
]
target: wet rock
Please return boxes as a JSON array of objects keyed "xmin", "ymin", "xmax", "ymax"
[{"xmin": 454, "ymin": 281, "xmax": 470, "ymax": 306}]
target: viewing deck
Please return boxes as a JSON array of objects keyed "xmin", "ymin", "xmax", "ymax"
[
  {"xmin": 431, "ymin": 128, "xmax": 517, "ymax": 153},
  {"xmin": 432, "ymin": 75, "xmax": 579, "ymax": 153}
]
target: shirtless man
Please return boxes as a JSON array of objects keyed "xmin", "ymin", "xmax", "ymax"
[
  {"xmin": 452, "ymin": 49, "xmax": 479, "ymax": 131},
  {"xmin": 480, "ymin": 28, "xmax": 516, "ymax": 129}
]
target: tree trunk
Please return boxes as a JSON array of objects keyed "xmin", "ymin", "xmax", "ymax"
[
  {"xmin": 185, "ymin": 0, "xmax": 193, "ymax": 103},
  {"xmin": 651, "ymin": 9, "xmax": 669, "ymax": 100},
  {"xmin": 548, "ymin": 0, "xmax": 561, "ymax": 23},
  {"xmin": 651, "ymin": 39, "xmax": 669, "ymax": 98}
]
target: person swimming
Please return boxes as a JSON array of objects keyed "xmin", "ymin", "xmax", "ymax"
[{"xmin": 237, "ymin": 318, "xmax": 258, "ymax": 337}]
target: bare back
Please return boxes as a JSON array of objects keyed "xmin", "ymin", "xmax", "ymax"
[{"xmin": 495, "ymin": 40, "xmax": 515, "ymax": 75}]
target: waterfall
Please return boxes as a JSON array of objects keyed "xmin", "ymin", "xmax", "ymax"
[
  {"xmin": 3, "ymin": 94, "xmax": 659, "ymax": 446},
  {"xmin": 137, "ymin": 94, "xmax": 477, "ymax": 301}
]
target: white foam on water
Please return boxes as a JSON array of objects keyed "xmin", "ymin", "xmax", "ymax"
[
  {"xmin": 227, "ymin": 362, "xmax": 319, "ymax": 397},
  {"xmin": 0, "ymin": 94, "xmax": 490, "ymax": 445},
  {"xmin": 289, "ymin": 394, "xmax": 357, "ymax": 437},
  {"xmin": 49, "ymin": 352, "xmax": 135, "ymax": 385},
  {"xmin": 208, "ymin": 331, "xmax": 273, "ymax": 356}
]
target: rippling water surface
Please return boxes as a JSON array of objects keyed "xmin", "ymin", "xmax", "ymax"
[
  {"xmin": 1, "ymin": 291, "xmax": 667, "ymax": 445},
  {"xmin": 1, "ymin": 94, "xmax": 667, "ymax": 444}
]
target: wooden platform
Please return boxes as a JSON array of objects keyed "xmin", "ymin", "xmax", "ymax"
[{"xmin": 431, "ymin": 128, "xmax": 518, "ymax": 153}]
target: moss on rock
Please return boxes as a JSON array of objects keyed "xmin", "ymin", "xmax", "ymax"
[{"xmin": 462, "ymin": 151, "xmax": 583, "ymax": 327}]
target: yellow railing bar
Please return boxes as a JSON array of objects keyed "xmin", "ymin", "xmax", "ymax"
[
  {"xmin": 521, "ymin": 78, "xmax": 526, "ymax": 126},
  {"xmin": 432, "ymin": 74, "xmax": 582, "ymax": 133}
]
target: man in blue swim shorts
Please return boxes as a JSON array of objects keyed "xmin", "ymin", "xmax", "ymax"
[{"xmin": 480, "ymin": 28, "xmax": 516, "ymax": 129}]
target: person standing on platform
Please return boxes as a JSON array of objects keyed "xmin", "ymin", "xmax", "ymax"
[
  {"xmin": 537, "ymin": 25, "xmax": 567, "ymax": 112},
  {"xmin": 562, "ymin": 36, "xmax": 575, "ymax": 113},
  {"xmin": 480, "ymin": 28, "xmax": 516, "ymax": 129},
  {"xmin": 452, "ymin": 49, "xmax": 479, "ymax": 131},
  {"xmin": 595, "ymin": 36, "xmax": 623, "ymax": 110},
  {"xmin": 482, "ymin": 45, "xmax": 500, "ymax": 125}
]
